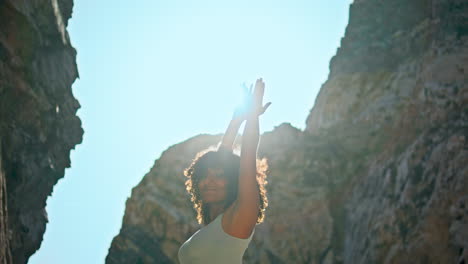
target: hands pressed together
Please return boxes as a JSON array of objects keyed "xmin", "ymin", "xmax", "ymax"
[{"xmin": 233, "ymin": 78, "xmax": 272, "ymax": 121}]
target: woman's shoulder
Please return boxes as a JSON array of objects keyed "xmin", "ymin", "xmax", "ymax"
[{"xmin": 220, "ymin": 204, "xmax": 256, "ymax": 240}]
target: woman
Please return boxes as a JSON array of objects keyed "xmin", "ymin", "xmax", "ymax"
[{"xmin": 178, "ymin": 78, "xmax": 272, "ymax": 264}]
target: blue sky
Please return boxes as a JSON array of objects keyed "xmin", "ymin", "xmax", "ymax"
[{"xmin": 29, "ymin": 1, "xmax": 350, "ymax": 263}]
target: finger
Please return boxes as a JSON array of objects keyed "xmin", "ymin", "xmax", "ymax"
[
  {"xmin": 242, "ymin": 82, "xmax": 248, "ymax": 92},
  {"xmin": 261, "ymin": 102, "xmax": 272, "ymax": 114},
  {"xmin": 255, "ymin": 82, "xmax": 265, "ymax": 104},
  {"xmin": 254, "ymin": 79, "xmax": 263, "ymax": 94},
  {"xmin": 257, "ymin": 78, "xmax": 265, "ymax": 90},
  {"xmin": 241, "ymin": 83, "xmax": 250, "ymax": 99}
]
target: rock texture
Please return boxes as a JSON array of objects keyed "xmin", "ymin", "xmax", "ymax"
[
  {"xmin": 305, "ymin": 0, "xmax": 468, "ymax": 262},
  {"xmin": 0, "ymin": 0, "xmax": 82, "ymax": 263},
  {"xmin": 107, "ymin": 0, "xmax": 467, "ymax": 263}
]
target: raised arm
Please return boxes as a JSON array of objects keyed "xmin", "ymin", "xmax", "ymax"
[
  {"xmin": 219, "ymin": 83, "xmax": 255, "ymax": 151},
  {"xmin": 225, "ymin": 78, "xmax": 271, "ymax": 238},
  {"xmin": 218, "ymin": 118, "xmax": 243, "ymax": 151}
]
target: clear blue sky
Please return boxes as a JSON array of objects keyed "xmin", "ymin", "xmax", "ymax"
[{"xmin": 30, "ymin": 1, "xmax": 350, "ymax": 263}]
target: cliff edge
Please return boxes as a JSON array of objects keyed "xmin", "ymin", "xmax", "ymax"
[{"xmin": 0, "ymin": 0, "xmax": 82, "ymax": 263}]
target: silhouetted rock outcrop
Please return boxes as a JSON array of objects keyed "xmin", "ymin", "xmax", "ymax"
[
  {"xmin": 0, "ymin": 0, "xmax": 82, "ymax": 263},
  {"xmin": 107, "ymin": 0, "xmax": 467, "ymax": 263}
]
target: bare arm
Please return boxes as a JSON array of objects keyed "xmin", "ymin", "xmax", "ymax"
[
  {"xmin": 225, "ymin": 78, "xmax": 271, "ymax": 238},
  {"xmin": 218, "ymin": 118, "xmax": 243, "ymax": 151},
  {"xmin": 219, "ymin": 82, "xmax": 257, "ymax": 151},
  {"xmin": 233, "ymin": 114, "xmax": 261, "ymax": 233}
]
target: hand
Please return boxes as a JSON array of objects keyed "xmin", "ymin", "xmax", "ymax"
[
  {"xmin": 251, "ymin": 78, "xmax": 272, "ymax": 118},
  {"xmin": 232, "ymin": 78, "xmax": 271, "ymax": 121}
]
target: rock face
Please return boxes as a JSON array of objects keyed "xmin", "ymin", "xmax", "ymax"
[
  {"xmin": 107, "ymin": 0, "xmax": 467, "ymax": 263},
  {"xmin": 0, "ymin": 0, "xmax": 82, "ymax": 263},
  {"xmin": 305, "ymin": 0, "xmax": 468, "ymax": 263}
]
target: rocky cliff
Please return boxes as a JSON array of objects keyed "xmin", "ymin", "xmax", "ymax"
[
  {"xmin": 107, "ymin": 0, "xmax": 467, "ymax": 263},
  {"xmin": 0, "ymin": 0, "xmax": 82, "ymax": 263}
]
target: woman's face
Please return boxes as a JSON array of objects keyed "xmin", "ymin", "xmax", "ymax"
[{"xmin": 198, "ymin": 167, "xmax": 228, "ymax": 204}]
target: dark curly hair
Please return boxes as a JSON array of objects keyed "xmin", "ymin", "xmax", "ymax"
[{"xmin": 183, "ymin": 146, "xmax": 269, "ymax": 225}]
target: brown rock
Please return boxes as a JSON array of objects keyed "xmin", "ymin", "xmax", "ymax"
[{"xmin": 107, "ymin": 0, "xmax": 467, "ymax": 263}]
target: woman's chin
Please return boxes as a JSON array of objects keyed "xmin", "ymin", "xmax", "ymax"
[{"xmin": 202, "ymin": 196, "xmax": 225, "ymax": 204}]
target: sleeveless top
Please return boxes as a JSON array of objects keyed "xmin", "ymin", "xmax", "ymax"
[{"xmin": 178, "ymin": 213, "xmax": 255, "ymax": 264}]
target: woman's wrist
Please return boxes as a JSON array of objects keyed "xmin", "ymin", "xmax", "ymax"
[
  {"xmin": 245, "ymin": 112, "xmax": 260, "ymax": 121},
  {"xmin": 231, "ymin": 116, "xmax": 246, "ymax": 124}
]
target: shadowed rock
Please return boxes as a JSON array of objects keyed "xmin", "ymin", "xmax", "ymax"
[{"xmin": 0, "ymin": 0, "xmax": 82, "ymax": 263}]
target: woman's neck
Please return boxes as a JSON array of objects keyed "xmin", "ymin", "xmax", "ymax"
[{"xmin": 206, "ymin": 202, "xmax": 225, "ymax": 223}]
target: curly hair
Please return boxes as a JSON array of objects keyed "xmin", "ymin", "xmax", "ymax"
[{"xmin": 183, "ymin": 146, "xmax": 269, "ymax": 225}]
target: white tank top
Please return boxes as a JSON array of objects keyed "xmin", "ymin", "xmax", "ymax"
[{"xmin": 178, "ymin": 212, "xmax": 255, "ymax": 264}]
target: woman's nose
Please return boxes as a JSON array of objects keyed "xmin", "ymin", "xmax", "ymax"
[{"xmin": 204, "ymin": 174, "xmax": 217, "ymax": 182}]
